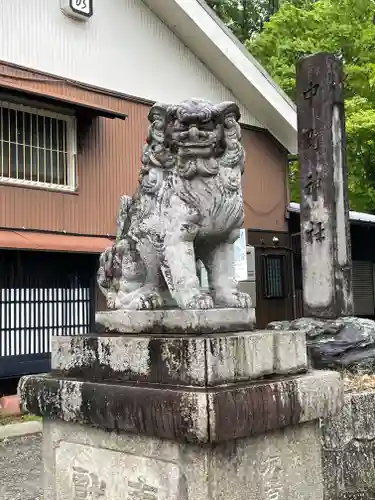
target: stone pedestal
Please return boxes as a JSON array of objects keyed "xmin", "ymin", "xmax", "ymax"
[
  {"xmin": 42, "ymin": 419, "xmax": 325, "ymax": 500},
  {"xmin": 19, "ymin": 310, "xmax": 343, "ymax": 500}
]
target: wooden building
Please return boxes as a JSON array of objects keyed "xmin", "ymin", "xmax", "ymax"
[{"xmin": 0, "ymin": 0, "xmax": 297, "ymax": 377}]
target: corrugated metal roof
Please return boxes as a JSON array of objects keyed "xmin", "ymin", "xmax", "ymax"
[{"xmin": 289, "ymin": 202, "xmax": 375, "ymax": 225}]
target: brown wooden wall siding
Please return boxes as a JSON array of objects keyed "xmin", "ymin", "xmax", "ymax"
[
  {"xmin": 242, "ymin": 129, "xmax": 288, "ymax": 232},
  {"xmin": 0, "ymin": 99, "xmax": 149, "ymax": 236}
]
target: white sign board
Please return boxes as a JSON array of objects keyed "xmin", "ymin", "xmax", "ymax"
[
  {"xmin": 61, "ymin": 0, "xmax": 93, "ymax": 20},
  {"xmin": 246, "ymin": 245, "xmax": 256, "ymax": 281},
  {"xmin": 233, "ymin": 229, "xmax": 248, "ymax": 282}
]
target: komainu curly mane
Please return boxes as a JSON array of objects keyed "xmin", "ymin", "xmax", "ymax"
[{"xmin": 98, "ymin": 98, "xmax": 251, "ymax": 311}]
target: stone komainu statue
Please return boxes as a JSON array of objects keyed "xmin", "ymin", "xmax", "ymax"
[{"xmin": 97, "ymin": 99, "xmax": 251, "ymax": 310}]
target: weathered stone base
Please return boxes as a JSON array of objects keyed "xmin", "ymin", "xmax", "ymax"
[
  {"xmin": 95, "ymin": 307, "xmax": 256, "ymax": 334},
  {"xmin": 51, "ymin": 329, "xmax": 308, "ymax": 386},
  {"xmin": 43, "ymin": 418, "xmax": 324, "ymax": 500},
  {"xmin": 321, "ymin": 390, "xmax": 375, "ymax": 499},
  {"xmin": 19, "ymin": 370, "xmax": 342, "ymax": 443}
]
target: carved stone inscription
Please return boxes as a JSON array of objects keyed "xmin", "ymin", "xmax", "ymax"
[
  {"xmin": 302, "ymin": 128, "xmax": 321, "ymax": 151},
  {"xmin": 129, "ymin": 477, "xmax": 159, "ymax": 500},
  {"xmin": 305, "ymin": 221, "xmax": 325, "ymax": 243},
  {"xmin": 55, "ymin": 442, "xmax": 179, "ymax": 500},
  {"xmin": 303, "ymin": 81, "xmax": 319, "ymax": 100},
  {"xmin": 260, "ymin": 455, "xmax": 283, "ymax": 500},
  {"xmin": 72, "ymin": 467, "xmax": 106, "ymax": 499},
  {"xmin": 303, "ymin": 170, "xmax": 321, "ymax": 201},
  {"xmin": 71, "ymin": 471, "xmax": 159, "ymax": 500}
]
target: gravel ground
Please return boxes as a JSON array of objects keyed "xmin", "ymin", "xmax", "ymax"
[{"xmin": 0, "ymin": 433, "xmax": 42, "ymax": 500}]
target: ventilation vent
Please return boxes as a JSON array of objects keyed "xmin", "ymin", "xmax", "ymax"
[{"xmin": 352, "ymin": 261, "xmax": 374, "ymax": 315}]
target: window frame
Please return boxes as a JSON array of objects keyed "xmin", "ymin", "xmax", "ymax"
[
  {"xmin": 0, "ymin": 99, "xmax": 77, "ymax": 192},
  {"xmin": 263, "ymin": 254, "xmax": 286, "ymax": 300}
]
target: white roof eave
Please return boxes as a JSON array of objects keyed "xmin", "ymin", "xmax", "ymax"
[
  {"xmin": 289, "ymin": 202, "xmax": 375, "ymax": 225},
  {"xmin": 142, "ymin": 0, "xmax": 297, "ymax": 154}
]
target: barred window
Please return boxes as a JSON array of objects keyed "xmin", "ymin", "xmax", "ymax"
[
  {"xmin": 263, "ymin": 255, "xmax": 285, "ymax": 299},
  {"xmin": 0, "ymin": 100, "xmax": 77, "ymax": 190}
]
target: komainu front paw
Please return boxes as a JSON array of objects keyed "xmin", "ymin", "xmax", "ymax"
[
  {"xmin": 233, "ymin": 292, "xmax": 252, "ymax": 308},
  {"xmin": 137, "ymin": 292, "xmax": 164, "ymax": 310},
  {"xmin": 214, "ymin": 292, "xmax": 252, "ymax": 308},
  {"xmin": 186, "ymin": 293, "xmax": 214, "ymax": 310},
  {"xmin": 106, "ymin": 292, "xmax": 117, "ymax": 310}
]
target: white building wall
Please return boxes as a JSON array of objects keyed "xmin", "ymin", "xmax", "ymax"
[{"xmin": 0, "ymin": 0, "xmax": 263, "ymax": 127}]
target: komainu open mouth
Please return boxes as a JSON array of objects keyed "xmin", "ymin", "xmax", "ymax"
[{"xmin": 176, "ymin": 140, "xmax": 215, "ymax": 148}]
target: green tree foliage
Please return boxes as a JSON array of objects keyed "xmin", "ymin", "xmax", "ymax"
[
  {"xmin": 205, "ymin": 0, "xmax": 310, "ymax": 42},
  {"xmin": 248, "ymin": 0, "xmax": 375, "ymax": 212}
]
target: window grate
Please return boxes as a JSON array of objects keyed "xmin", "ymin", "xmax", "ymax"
[
  {"xmin": 263, "ymin": 254, "xmax": 285, "ymax": 299},
  {"xmin": 0, "ymin": 287, "xmax": 91, "ymax": 357},
  {"xmin": 0, "ymin": 100, "xmax": 76, "ymax": 190},
  {"xmin": 0, "ymin": 249, "xmax": 96, "ymax": 360}
]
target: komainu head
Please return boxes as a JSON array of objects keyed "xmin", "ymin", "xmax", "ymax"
[{"xmin": 140, "ymin": 98, "xmax": 244, "ymax": 182}]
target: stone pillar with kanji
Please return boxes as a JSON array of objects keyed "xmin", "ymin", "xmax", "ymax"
[{"xmin": 296, "ymin": 52, "xmax": 353, "ymax": 319}]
